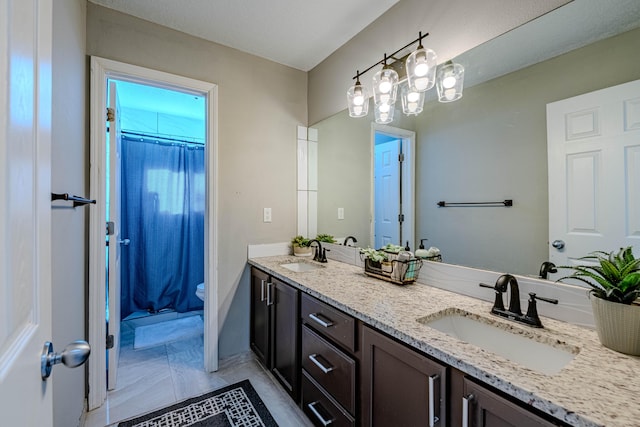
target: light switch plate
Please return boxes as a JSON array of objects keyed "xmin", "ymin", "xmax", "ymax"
[
  {"xmin": 263, "ymin": 207, "xmax": 272, "ymax": 223},
  {"xmin": 338, "ymin": 207, "xmax": 344, "ymax": 220}
]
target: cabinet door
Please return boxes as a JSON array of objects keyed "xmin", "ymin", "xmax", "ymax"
[
  {"xmin": 361, "ymin": 326, "xmax": 447, "ymax": 427},
  {"xmin": 271, "ymin": 277, "xmax": 300, "ymax": 400},
  {"xmin": 462, "ymin": 378, "xmax": 559, "ymax": 427},
  {"xmin": 250, "ymin": 267, "xmax": 270, "ymax": 366}
]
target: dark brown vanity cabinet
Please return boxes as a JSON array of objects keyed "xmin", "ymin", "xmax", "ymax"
[
  {"xmin": 300, "ymin": 293, "xmax": 358, "ymax": 427},
  {"xmin": 361, "ymin": 325, "xmax": 448, "ymax": 427},
  {"xmin": 460, "ymin": 377, "xmax": 561, "ymax": 427},
  {"xmin": 250, "ymin": 267, "xmax": 300, "ymax": 400}
]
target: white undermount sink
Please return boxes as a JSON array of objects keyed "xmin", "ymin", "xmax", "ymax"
[
  {"xmin": 280, "ymin": 262, "xmax": 323, "ymax": 273},
  {"xmin": 417, "ymin": 311, "xmax": 579, "ymax": 375}
]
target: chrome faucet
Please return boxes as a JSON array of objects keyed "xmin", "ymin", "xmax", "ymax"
[
  {"xmin": 343, "ymin": 236, "xmax": 358, "ymax": 246},
  {"xmin": 479, "ymin": 274, "xmax": 558, "ymax": 328}
]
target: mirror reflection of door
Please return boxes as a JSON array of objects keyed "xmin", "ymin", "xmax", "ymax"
[
  {"xmin": 547, "ymin": 79, "xmax": 640, "ymax": 280},
  {"xmin": 372, "ymin": 125, "xmax": 415, "ymax": 251},
  {"xmin": 374, "ymin": 136, "xmax": 401, "ymax": 248}
]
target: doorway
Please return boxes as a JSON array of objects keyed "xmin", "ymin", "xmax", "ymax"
[
  {"xmin": 107, "ymin": 78, "xmax": 207, "ymax": 388},
  {"xmin": 371, "ymin": 124, "xmax": 416, "ymax": 251},
  {"xmin": 88, "ymin": 57, "xmax": 219, "ymax": 410}
]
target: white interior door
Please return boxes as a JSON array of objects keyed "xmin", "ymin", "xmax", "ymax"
[
  {"xmin": 547, "ymin": 79, "xmax": 640, "ymax": 273},
  {"xmin": 374, "ymin": 139, "xmax": 401, "ymax": 248},
  {"xmin": 0, "ymin": 0, "xmax": 53, "ymax": 425},
  {"xmin": 107, "ymin": 81, "xmax": 123, "ymax": 390}
]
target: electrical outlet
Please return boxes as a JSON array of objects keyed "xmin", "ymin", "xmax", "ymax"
[
  {"xmin": 338, "ymin": 207, "xmax": 344, "ymax": 220},
  {"xmin": 263, "ymin": 207, "xmax": 272, "ymax": 223}
]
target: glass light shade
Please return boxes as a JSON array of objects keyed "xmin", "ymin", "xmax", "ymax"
[
  {"xmin": 400, "ymin": 83, "xmax": 425, "ymax": 116},
  {"xmin": 436, "ymin": 62, "xmax": 464, "ymax": 103},
  {"xmin": 347, "ymin": 82, "xmax": 369, "ymax": 117},
  {"xmin": 374, "ymin": 102, "xmax": 395, "ymax": 124},
  {"xmin": 372, "ymin": 66, "xmax": 399, "ymax": 106},
  {"xmin": 406, "ymin": 47, "xmax": 437, "ymax": 92}
]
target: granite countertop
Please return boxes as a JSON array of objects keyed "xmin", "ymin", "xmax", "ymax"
[{"xmin": 248, "ymin": 255, "xmax": 640, "ymax": 427}]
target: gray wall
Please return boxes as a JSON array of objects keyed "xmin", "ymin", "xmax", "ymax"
[
  {"xmin": 51, "ymin": 1, "xmax": 87, "ymax": 426},
  {"xmin": 86, "ymin": 3, "xmax": 307, "ymax": 358}
]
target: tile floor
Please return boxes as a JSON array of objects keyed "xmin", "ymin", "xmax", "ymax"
[{"xmin": 83, "ymin": 314, "xmax": 313, "ymax": 427}]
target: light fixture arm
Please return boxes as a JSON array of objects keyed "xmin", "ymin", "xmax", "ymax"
[{"xmin": 351, "ymin": 31, "xmax": 430, "ymax": 80}]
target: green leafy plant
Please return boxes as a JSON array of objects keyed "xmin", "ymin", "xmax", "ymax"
[
  {"xmin": 291, "ymin": 235, "xmax": 311, "ymax": 248},
  {"xmin": 557, "ymin": 246, "xmax": 640, "ymax": 304},
  {"xmin": 315, "ymin": 233, "xmax": 337, "ymax": 244},
  {"xmin": 381, "ymin": 243, "xmax": 404, "ymax": 253},
  {"xmin": 360, "ymin": 247, "xmax": 389, "ymax": 263}
]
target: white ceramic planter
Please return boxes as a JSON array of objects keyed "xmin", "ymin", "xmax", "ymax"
[
  {"xmin": 293, "ymin": 246, "xmax": 313, "ymax": 257},
  {"xmin": 591, "ymin": 295, "xmax": 640, "ymax": 356}
]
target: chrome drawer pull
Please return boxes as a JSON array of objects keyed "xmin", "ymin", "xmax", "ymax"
[
  {"xmin": 462, "ymin": 393, "xmax": 475, "ymax": 427},
  {"xmin": 308, "ymin": 312, "xmax": 334, "ymax": 328},
  {"xmin": 308, "ymin": 353, "xmax": 335, "ymax": 374},
  {"xmin": 260, "ymin": 279, "xmax": 266, "ymax": 302},
  {"xmin": 429, "ymin": 374, "xmax": 440, "ymax": 426},
  {"xmin": 308, "ymin": 401, "xmax": 334, "ymax": 426},
  {"xmin": 266, "ymin": 282, "xmax": 274, "ymax": 306}
]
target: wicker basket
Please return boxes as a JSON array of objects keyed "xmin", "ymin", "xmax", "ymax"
[{"xmin": 363, "ymin": 257, "xmax": 422, "ymax": 285}]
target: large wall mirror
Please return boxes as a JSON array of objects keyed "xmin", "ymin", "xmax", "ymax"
[{"xmin": 314, "ymin": 1, "xmax": 640, "ymax": 278}]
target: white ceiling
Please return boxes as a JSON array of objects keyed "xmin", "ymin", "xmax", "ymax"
[{"xmin": 89, "ymin": 0, "xmax": 400, "ymax": 72}]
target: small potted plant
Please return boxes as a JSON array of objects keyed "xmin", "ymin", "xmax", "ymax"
[
  {"xmin": 291, "ymin": 235, "xmax": 313, "ymax": 257},
  {"xmin": 558, "ymin": 246, "xmax": 640, "ymax": 355}
]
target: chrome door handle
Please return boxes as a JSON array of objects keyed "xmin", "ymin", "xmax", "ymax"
[
  {"xmin": 266, "ymin": 282, "xmax": 274, "ymax": 306},
  {"xmin": 307, "ymin": 401, "xmax": 334, "ymax": 426},
  {"xmin": 429, "ymin": 374, "xmax": 440, "ymax": 426},
  {"xmin": 462, "ymin": 393, "xmax": 475, "ymax": 427},
  {"xmin": 308, "ymin": 353, "xmax": 335, "ymax": 373},
  {"xmin": 308, "ymin": 313, "xmax": 334, "ymax": 328},
  {"xmin": 119, "ymin": 238, "xmax": 130, "ymax": 246},
  {"xmin": 260, "ymin": 279, "xmax": 266, "ymax": 302},
  {"xmin": 41, "ymin": 340, "xmax": 91, "ymax": 380},
  {"xmin": 552, "ymin": 239, "xmax": 565, "ymax": 249}
]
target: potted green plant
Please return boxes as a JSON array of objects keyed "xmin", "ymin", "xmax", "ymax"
[
  {"xmin": 558, "ymin": 246, "xmax": 640, "ymax": 355},
  {"xmin": 291, "ymin": 235, "xmax": 313, "ymax": 257}
]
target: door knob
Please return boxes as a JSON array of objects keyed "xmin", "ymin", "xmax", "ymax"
[
  {"xmin": 119, "ymin": 238, "xmax": 130, "ymax": 246},
  {"xmin": 41, "ymin": 340, "xmax": 91, "ymax": 380},
  {"xmin": 552, "ymin": 240, "xmax": 565, "ymax": 249}
]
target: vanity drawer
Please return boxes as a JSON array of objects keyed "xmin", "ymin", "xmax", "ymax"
[
  {"xmin": 301, "ymin": 293, "xmax": 356, "ymax": 352},
  {"xmin": 302, "ymin": 325, "xmax": 356, "ymax": 414},
  {"xmin": 302, "ymin": 370, "xmax": 355, "ymax": 427}
]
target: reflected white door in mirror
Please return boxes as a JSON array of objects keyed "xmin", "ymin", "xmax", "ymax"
[{"xmin": 547, "ymin": 79, "xmax": 640, "ymax": 276}]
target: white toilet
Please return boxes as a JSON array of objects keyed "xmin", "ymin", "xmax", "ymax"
[{"xmin": 196, "ymin": 282, "xmax": 205, "ymax": 301}]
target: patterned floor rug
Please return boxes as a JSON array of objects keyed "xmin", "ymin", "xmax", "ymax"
[{"xmin": 118, "ymin": 379, "xmax": 279, "ymax": 427}]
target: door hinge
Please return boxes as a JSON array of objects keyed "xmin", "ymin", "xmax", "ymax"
[
  {"xmin": 398, "ymin": 213, "xmax": 405, "ymax": 223},
  {"xmin": 399, "ymin": 153, "xmax": 405, "ymax": 162},
  {"xmin": 106, "ymin": 107, "xmax": 115, "ymax": 122},
  {"xmin": 106, "ymin": 334, "xmax": 114, "ymax": 349},
  {"xmin": 106, "ymin": 221, "xmax": 114, "ymax": 235}
]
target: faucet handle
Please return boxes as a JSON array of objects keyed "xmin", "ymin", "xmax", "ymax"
[
  {"xmin": 524, "ymin": 292, "xmax": 559, "ymax": 328},
  {"xmin": 479, "ymin": 282, "xmax": 505, "ymax": 311}
]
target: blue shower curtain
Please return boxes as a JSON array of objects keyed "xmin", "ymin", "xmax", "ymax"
[{"xmin": 120, "ymin": 134, "xmax": 205, "ymax": 319}]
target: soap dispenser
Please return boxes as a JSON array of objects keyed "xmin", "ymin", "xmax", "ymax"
[{"xmin": 415, "ymin": 239, "xmax": 429, "ymax": 258}]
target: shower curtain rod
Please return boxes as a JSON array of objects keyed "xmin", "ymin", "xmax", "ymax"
[{"xmin": 121, "ymin": 130, "xmax": 205, "ymax": 146}]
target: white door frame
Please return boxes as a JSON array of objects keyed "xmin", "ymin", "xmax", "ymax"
[
  {"xmin": 370, "ymin": 123, "xmax": 416, "ymax": 250},
  {"xmin": 88, "ymin": 56, "xmax": 219, "ymax": 409}
]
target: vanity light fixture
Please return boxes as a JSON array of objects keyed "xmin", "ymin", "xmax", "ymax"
[
  {"xmin": 436, "ymin": 60, "xmax": 465, "ymax": 103},
  {"xmin": 372, "ymin": 54, "xmax": 399, "ymax": 107},
  {"xmin": 347, "ymin": 71, "xmax": 369, "ymax": 118},
  {"xmin": 346, "ymin": 31, "xmax": 464, "ymax": 124},
  {"xmin": 405, "ymin": 32, "xmax": 437, "ymax": 92}
]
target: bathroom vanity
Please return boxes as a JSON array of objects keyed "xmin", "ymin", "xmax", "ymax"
[{"xmin": 248, "ymin": 255, "xmax": 640, "ymax": 427}]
